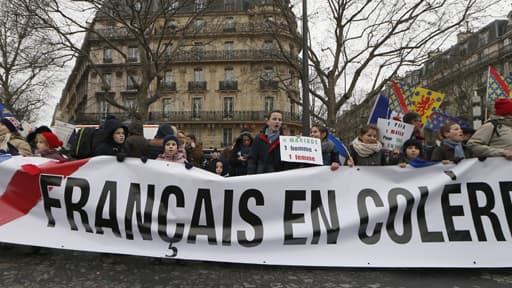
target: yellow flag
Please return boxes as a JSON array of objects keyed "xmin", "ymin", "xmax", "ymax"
[{"xmin": 408, "ymin": 87, "xmax": 445, "ymax": 125}]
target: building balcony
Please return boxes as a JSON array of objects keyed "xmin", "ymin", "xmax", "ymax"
[
  {"xmin": 161, "ymin": 81, "xmax": 177, "ymax": 92},
  {"xmin": 73, "ymin": 111, "xmax": 302, "ymax": 124},
  {"xmin": 165, "ymin": 49, "xmax": 296, "ymax": 63},
  {"xmin": 188, "ymin": 81, "xmax": 207, "ymax": 91},
  {"xmin": 260, "ymin": 80, "xmax": 279, "ymax": 90},
  {"xmin": 219, "ymin": 81, "xmax": 238, "ymax": 91}
]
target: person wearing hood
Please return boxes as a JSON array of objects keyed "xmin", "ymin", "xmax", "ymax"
[
  {"xmin": 0, "ymin": 116, "xmax": 32, "ymax": 156},
  {"xmin": 230, "ymin": 128, "xmax": 253, "ymax": 176},
  {"xmin": 93, "ymin": 118, "xmax": 128, "ymax": 156},
  {"xmin": 247, "ymin": 110, "xmax": 290, "ymax": 174},
  {"xmin": 467, "ymin": 98, "xmax": 512, "ymax": 160}
]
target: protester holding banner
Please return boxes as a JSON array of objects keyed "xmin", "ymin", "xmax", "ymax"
[
  {"xmin": 349, "ymin": 125, "xmax": 399, "ymax": 166},
  {"xmin": 156, "ymin": 135, "xmax": 191, "ymax": 169},
  {"xmin": 0, "ymin": 116, "xmax": 32, "ymax": 156},
  {"xmin": 398, "ymin": 139, "xmax": 424, "ymax": 168},
  {"xmin": 467, "ymin": 98, "xmax": 512, "ymax": 160},
  {"xmin": 248, "ymin": 110, "xmax": 289, "ymax": 174},
  {"xmin": 34, "ymin": 132, "xmax": 69, "ymax": 162},
  {"xmin": 310, "ymin": 124, "xmax": 340, "ymax": 171},
  {"xmin": 431, "ymin": 122, "xmax": 472, "ymax": 164},
  {"xmin": 230, "ymin": 128, "xmax": 253, "ymax": 176},
  {"xmin": 93, "ymin": 118, "xmax": 128, "ymax": 158},
  {"xmin": 147, "ymin": 124, "xmax": 177, "ymax": 159}
]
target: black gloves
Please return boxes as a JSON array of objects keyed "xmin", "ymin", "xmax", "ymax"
[
  {"xmin": 140, "ymin": 156, "xmax": 148, "ymax": 163},
  {"xmin": 184, "ymin": 161, "xmax": 193, "ymax": 169},
  {"xmin": 116, "ymin": 152, "xmax": 126, "ymax": 162}
]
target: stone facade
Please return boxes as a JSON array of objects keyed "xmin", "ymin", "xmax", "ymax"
[{"xmin": 55, "ymin": 0, "xmax": 301, "ymax": 149}]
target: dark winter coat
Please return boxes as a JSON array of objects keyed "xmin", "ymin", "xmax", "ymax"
[
  {"xmin": 431, "ymin": 143, "xmax": 472, "ymax": 162},
  {"xmin": 230, "ymin": 132, "xmax": 253, "ymax": 176},
  {"xmin": 93, "ymin": 119, "xmax": 128, "ymax": 156},
  {"xmin": 247, "ymin": 127, "xmax": 289, "ymax": 174}
]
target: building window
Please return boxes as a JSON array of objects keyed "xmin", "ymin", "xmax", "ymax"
[
  {"xmin": 194, "ymin": 68, "xmax": 204, "ymax": 82},
  {"xmin": 99, "ymin": 100, "xmax": 109, "ymax": 116},
  {"xmin": 101, "ymin": 73, "xmax": 112, "ymax": 90},
  {"xmin": 127, "ymin": 73, "xmax": 138, "ymax": 90},
  {"xmin": 193, "ymin": 42, "xmax": 204, "ymax": 58},
  {"xmin": 170, "ymin": 0, "xmax": 179, "ymax": 9},
  {"xmin": 163, "ymin": 98, "xmax": 172, "ymax": 118},
  {"xmin": 103, "ymin": 48, "xmax": 112, "ymax": 63},
  {"xmin": 224, "ymin": 17, "xmax": 235, "ymax": 31},
  {"xmin": 164, "ymin": 71, "xmax": 173, "ymax": 84},
  {"xmin": 263, "ymin": 67, "xmax": 273, "ymax": 80},
  {"xmin": 195, "ymin": 0, "xmax": 206, "ymax": 11},
  {"xmin": 223, "ymin": 128, "xmax": 233, "ymax": 147},
  {"xmin": 289, "ymin": 70, "xmax": 295, "ymax": 86},
  {"xmin": 263, "ymin": 40, "xmax": 273, "ymax": 56},
  {"xmin": 192, "ymin": 97, "xmax": 202, "ymax": 118},
  {"xmin": 124, "ymin": 96, "xmax": 137, "ymax": 110},
  {"xmin": 194, "ymin": 18, "xmax": 205, "ymax": 32},
  {"xmin": 224, "ymin": 68, "xmax": 234, "ymax": 82},
  {"xmin": 224, "ymin": 41, "xmax": 234, "ymax": 57},
  {"xmin": 223, "ymin": 97, "xmax": 233, "ymax": 118},
  {"xmin": 478, "ymin": 30, "xmax": 489, "ymax": 46},
  {"xmin": 264, "ymin": 96, "xmax": 274, "ymax": 114},
  {"xmin": 224, "ymin": 0, "xmax": 235, "ymax": 10},
  {"xmin": 128, "ymin": 46, "xmax": 138, "ymax": 62},
  {"xmin": 264, "ymin": 16, "xmax": 273, "ymax": 31}
]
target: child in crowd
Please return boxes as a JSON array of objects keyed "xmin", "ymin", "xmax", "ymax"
[
  {"xmin": 34, "ymin": 132, "xmax": 69, "ymax": 162},
  {"xmin": 398, "ymin": 139, "xmax": 423, "ymax": 168},
  {"xmin": 349, "ymin": 125, "xmax": 399, "ymax": 166},
  {"xmin": 431, "ymin": 122, "xmax": 472, "ymax": 164},
  {"xmin": 94, "ymin": 118, "xmax": 128, "ymax": 156},
  {"xmin": 157, "ymin": 135, "xmax": 188, "ymax": 164},
  {"xmin": 310, "ymin": 124, "xmax": 340, "ymax": 171},
  {"xmin": 214, "ymin": 158, "xmax": 229, "ymax": 177}
]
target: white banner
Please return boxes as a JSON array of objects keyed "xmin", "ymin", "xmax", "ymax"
[
  {"xmin": 280, "ymin": 136, "xmax": 323, "ymax": 165},
  {"xmin": 1, "ymin": 156, "xmax": 512, "ymax": 267}
]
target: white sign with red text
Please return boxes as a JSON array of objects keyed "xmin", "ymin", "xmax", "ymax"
[{"xmin": 279, "ymin": 136, "xmax": 323, "ymax": 165}]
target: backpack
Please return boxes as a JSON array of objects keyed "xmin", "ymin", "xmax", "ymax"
[{"xmin": 68, "ymin": 127, "xmax": 105, "ymax": 159}]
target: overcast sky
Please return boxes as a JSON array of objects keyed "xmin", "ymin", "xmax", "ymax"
[{"xmin": 34, "ymin": 1, "xmax": 512, "ymax": 127}]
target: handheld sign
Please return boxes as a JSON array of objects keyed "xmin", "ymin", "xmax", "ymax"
[
  {"xmin": 280, "ymin": 135, "xmax": 323, "ymax": 165},
  {"xmin": 377, "ymin": 118, "xmax": 414, "ymax": 151}
]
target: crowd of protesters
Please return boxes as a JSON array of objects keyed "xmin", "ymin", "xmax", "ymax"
[{"xmin": 1, "ymin": 98, "xmax": 512, "ymax": 175}]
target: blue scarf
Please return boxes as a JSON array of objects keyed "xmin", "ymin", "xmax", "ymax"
[
  {"xmin": 265, "ymin": 128, "xmax": 280, "ymax": 144},
  {"xmin": 442, "ymin": 139, "xmax": 465, "ymax": 159}
]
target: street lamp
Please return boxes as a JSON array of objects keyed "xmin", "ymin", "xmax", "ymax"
[{"xmin": 302, "ymin": 0, "xmax": 310, "ymax": 135}]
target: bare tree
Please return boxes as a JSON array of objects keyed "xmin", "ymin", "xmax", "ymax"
[
  {"xmin": 272, "ymin": 0, "xmax": 500, "ymax": 129},
  {"xmin": 21, "ymin": 0, "xmax": 218, "ymax": 122},
  {"xmin": 0, "ymin": 0, "xmax": 69, "ymax": 121}
]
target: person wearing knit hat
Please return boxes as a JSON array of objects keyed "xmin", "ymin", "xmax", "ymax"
[
  {"xmin": 494, "ymin": 98, "xmax": 512, "ymax": 116},
  {"xmin": 156, "ymin": 134, "xmax": 189, "ymax": 166},
  {"xmin": 146, "ymin": 124, "xmax": 178, "ymax": 159},
  {"xmin": 34, "ymin": 132, "xmax": 69, "ymax": 162},
  {"xmin": 0, "ymin": 116, "xmax": 32, "ymax": 156},
  {"xmin": 467, "ymin": 98, "xmax": 512, "ymax": 160}
]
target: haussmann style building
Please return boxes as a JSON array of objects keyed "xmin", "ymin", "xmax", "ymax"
[{"xmin": 54, "ymin": 0, "xmax": 302, "ymax": 149}]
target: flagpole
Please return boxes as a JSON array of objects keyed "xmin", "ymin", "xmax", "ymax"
[{"xmin": 485, "ymin": 66, "xmax": 490, "ymax": 121}]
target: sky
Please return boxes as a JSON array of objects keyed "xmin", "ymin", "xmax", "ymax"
[{"xmin": 33, "ymin": 1, "xmax": 512, "ymax": 127}]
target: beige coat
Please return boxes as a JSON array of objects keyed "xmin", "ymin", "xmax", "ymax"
[
  {"xmin": 466, "ymin": 115, "xmax": 512, "ymax": 157},
  {"xmin": 0, "ymin": 133, "xmax": 32, "ymax": 156}
]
